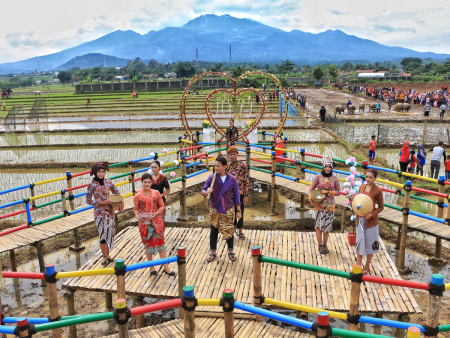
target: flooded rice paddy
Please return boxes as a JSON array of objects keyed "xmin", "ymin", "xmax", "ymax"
[
  {"xmin": 329, "ymin": 122, "xmax": 450, "ymax": 145},
  {"xmin": 0, "ymin": 130, "xmax": 333, "ymax": 147}
]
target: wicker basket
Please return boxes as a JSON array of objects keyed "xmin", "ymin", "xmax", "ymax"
[
  {"xmin": 310, "ymin": 190, "xmax": 326, "ymax": 203},
  {"xmin": 109, "ymin": 194, "xmax": 123, "ymax": 212}
]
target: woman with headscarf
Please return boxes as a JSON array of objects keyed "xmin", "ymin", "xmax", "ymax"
[
  {"xmin": 86, "ymin": 162, "xmax": 124, "ymax": 266},
  {"xmin": 308, "ymin": 157, "xmax": 341, "ymax": 255},
  {"xmin": 399, "ymin": 141, "xmax": 411, "ymax": 173},
  {"xmin": 416, "ymin": 144, "xmax": 427, "ymax": 177}
]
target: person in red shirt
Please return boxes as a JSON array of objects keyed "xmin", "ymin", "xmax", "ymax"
[
  {"xmin": 369, "ymin": 135, "xmax": 376, "ymax": 165},
  {"xmin": 408, "ymin": 150, "xmax": 417, "ymax": 175},
  {"xmin": 445, "ymin": 155, "xmax": 450, "ymax": 181}
]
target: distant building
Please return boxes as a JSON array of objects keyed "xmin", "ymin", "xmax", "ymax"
[
  {"xmin": 143, "ymin": 74, "xmax": 157, "ymax": 80},
  {"xmin": 377, "ymin": 71, "xmax": 389, "ymax": 74},
  {"xmin": 355, "ymin": 70, "xmax": 374, "ymax": 73},
  {"xmin": 165, "ymin": 72, "xmax": 177, "ymax": 78},
  {"xmin": 340, "ymin": 71, "xmax": 353, "ymax": 76},
  {"xmin": 222, "ymin": 71, "xmax": 232, "ymax": 76},
  {"xmin": 72, "ymin": 77, "xmax": 81, "ymax": 83}
]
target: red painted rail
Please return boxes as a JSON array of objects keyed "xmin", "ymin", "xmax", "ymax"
[
  {"xmin": 180, "ymin": 145, "xmax": 202, "ymax": 152},
  {"xmin": 2, "ymin": 271, "xmax": 45, "ymax": 280},
  {"xmin": 251, "ymin": 158, "xmax": 271, "ymax": 165},
  {"xmin": 275, "ymin": 155, "xmax": 296, "ymax": 163},
  {"xmin": 65, "ymin": 183, "xmax": 89, "ymax": 192},
  {"xmin": 303, "ymin": 152, "xmax": 323, "ymax": 159},
  {"xmin": 71, "ymin": 170, "xmax": 91, "ymax": 178},
  {"xmin": 130, "ymin": 298, "xmax": 182, "ymax": 316},
  {"xmin": 410, "ymin": 187, "xmax": 447, "ymax": 199},
  {"xmin": 0, "ymin": 224, "xmax": 29, "ymax": 237},
  {"xmin": 186, "ymin": 152, "xmax": 207, "ymax": 161},
  {"xmin": 362, "ymin": 275, "xmax": 429, "ymax": 290},
  {"xmin": 0, "ymin": 207, "xmax": 34, "ymax": 220}
]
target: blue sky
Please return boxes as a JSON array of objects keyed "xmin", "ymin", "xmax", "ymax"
[{"xmin": 1, "ymin": 0, "xmax": 449, "ymax": 63}]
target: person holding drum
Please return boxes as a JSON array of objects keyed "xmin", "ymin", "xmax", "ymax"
[
  {"xmin": 86, "ymin": 162, "xmax": 124, "ymax": 266},
  {"xmin": 349, "ymin": 168, "xmax": 384, "ymax": 275},
  {"xmin": 308, "ymin": 156, "xmax": 341, "ymax": 255}
]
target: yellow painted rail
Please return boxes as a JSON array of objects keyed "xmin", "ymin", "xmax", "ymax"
[{"xmin": 56, "ymin": 268, "xmax": 116, "ymax": 279}]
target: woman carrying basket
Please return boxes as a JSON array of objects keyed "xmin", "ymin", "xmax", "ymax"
[
  {"xmin": 308, "ymin": 157, "xmax": 341, "ymax": 255},
  {"xmin": 86, "ymin": 162, "xmax": 124, "ymax": 266}
]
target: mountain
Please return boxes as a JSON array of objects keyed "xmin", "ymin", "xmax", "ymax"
[
  {"xmin": 1, "ymin": 14, "xmax": 449, "ymax": 74},
  {"xmin": 57, "ymin": 53, "xmax": 138, "ymax": 70}
]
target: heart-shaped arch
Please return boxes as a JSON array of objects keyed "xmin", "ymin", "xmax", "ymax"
[{"xmin": 179, "ymin": 71, "xmax": 289, "ymax": 141}]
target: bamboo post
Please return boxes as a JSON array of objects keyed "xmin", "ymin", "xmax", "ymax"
[
  {"xmin": 246, "ymin": 143, "xmax": 251, "ymax": 178},
  {"xmin": 66, "ymin": 171, "xmax": 75, "ymax": 210},
  {"xmin": 183, "ymin": 286, "xmax": 196, "ymax": 338},
  {"xmin": 223, "ymin": 289, "xmax": 235, "ymax": 338},
  {"xmin": 64, "ymin": 289, "xmax": 78, "ymax": 338},
  {"xmin": 61, "ymin": 191, "xmax": 69, "ymax": 216},
  {"xmin": 217, "ymin": 139, "xmax": 222, "ymax": 156},
  {"xmin": 116, "ymin": 259, "xmax": 126, "ymax": 299},
  {"xmin": 130, "ymin": 171, "xmax": 136, "ymax": 195},
  {"xmin": 33, "ymin": 241, "xmax": 46, "ymax": 274},
  {"xmin": 177, "ymin": 246, "xmax": 187, "ymax": 320},
  {"xmin": 179, "ymin": 156, "xmax": 188, "ymax": 222},
  {"xmin": 300, "ymin": 149, "xmax": 306, "ymax": 208},
  {"xmin": 262, "ymin": 131, "xmax": 266, "ymax": 153},
  {"xmin": 115, "ymin": 299, "xmax": 129, "ymax": 338},
  {"xmin": 193, "ymin": 140, "xmax": 198, "ymax": 172},
  {"xmin": 398, "ymin": 180, "xmax": 412, "ymax": 272},
  {"xmin": 46, "ymin": 264, "xmax": 62, "ymax": 338},
  {"xmin": 30, "ymin": 183, "xmax": 36, "ymax": 209},
  {"xmin": 9, "ymin": 249, "xmax": 17, "ymax": 272},
  {"xmin": 316, "ymin": 311, "xmax": 331, "ymax": 338},
  {"xmin": 349, "ymin": 264, "xmax": 362, "ymax": 331},
  {"xmin": 407, "ymin": 326, "xmax": 421, "ymax": 338},
  {"xmin": 178, "ymin": 136, "xmax": 182, "ymax": 161},
  {"xmin": 134, "ymin": 297, "xmax": 144, "ymax": 329},
  {"xmin": 431, "ymin": 176, "xmax": 446, "ymax": 264},
  {"xmin": 269, "ymin": 151, "xmax": 277, "ymax": 215},
  {"xmin": 340, "ymin": 207, "xmax": 347, "ymax": 233},
  {"xmin": 424, "ymin": 274, "xmax": 445, "ymax": 338},
  {"xmin": 105, "ymin": 293, "xmax": 113, "ymax": 310},
  {"xmin": 251, "ymin": 246, "xmax": 263, "ymax": 322}
]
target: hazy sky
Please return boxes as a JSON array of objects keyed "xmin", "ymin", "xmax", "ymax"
[{"xmin": 1, "ymin": 0, "xmax": 449, "ymax": 63}]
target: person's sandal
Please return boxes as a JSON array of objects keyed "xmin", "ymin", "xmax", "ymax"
[
  {"xmin": 324, "ymin": 245, "xmax": 330, "ymax": 254},
  {"xmin": 164, "ymin": 270, "xmax": 177, "ymax": 277},
  {"xmin": 207, "ymin": 253, "xmax": 217, "ymax": 263},
  {"xmin": 107, "ymin": 258, "xmax": 114, "ymax": 264},
  {"xmin": 239, "ymin": 233, "xmax": 246, "ymax": 240},
  {"xmin": 362, "ymin": 266, "xmax": 370, "ymax": 275},
  {"xmin": 101, "ymin": 255, "xmax": 108, "ymax": 266},
  {"xmin": 228, "ymin": 252, "xmax": 237, "ymax": 262},
  {"xmin": 150, "ymin": 270, "xmax": 157, "ymax": 277},
  {"xmin": 319, "ymin": 245, "xmax": 327, "ymax": 255}
]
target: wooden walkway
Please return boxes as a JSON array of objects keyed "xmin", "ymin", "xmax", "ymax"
[
  {"xmin": 63, "ymin": 227, "xmax": 421, "ymax": 314},
  {"xmin": 0, "ymin": 171, "xmax": 210, "ymax": 255},
  {"xmin": 250, "ymin": 171, "xmax": 450, "ymax": 241},
  {"xmin": 101, "ymin": 318, "xmax": 310, "ymax": 338}
]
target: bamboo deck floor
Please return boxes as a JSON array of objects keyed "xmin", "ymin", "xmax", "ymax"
[
  {"xmin": 250, "ymin": 170, "xmax": 450, "ymax": 241},
  {"xmin": 0, "ymin": 171, "xmax": 210, "ymax": 255},
  {"xmin": 63, "ymin": 226, "xmax": 421, "ymax": 314},
  {"xmin": 101, "ymin": 318, "xmax": 311, "ymax": 338}
]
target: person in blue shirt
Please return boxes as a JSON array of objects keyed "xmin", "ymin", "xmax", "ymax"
[
  {"xmin": 376, "ymin": 101, "xmax": 381, "ymax": 113},
  {"xmin": 347, "ymin": 100, "xmax": 352, "ymax": 108},
  {"xmin": 416, "ymin": 144, "xmax": 427, "ymax": 176}
]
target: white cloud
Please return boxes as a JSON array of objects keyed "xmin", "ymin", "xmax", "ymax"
[{"xmin": 0, "ymin": 0, "xmax": 449, "ymax": 63}]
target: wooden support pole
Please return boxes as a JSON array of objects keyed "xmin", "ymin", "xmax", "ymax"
[
  {"xmin": 251, "ymin": 246, "xmax": 263, "ymax": 322},
  {"xmin": 193, "ymin": 140, "xmax": 198, "ymax": 172},
  {"xmin": 270, "ymin": 151, "xmax": 277, "ymax": 215},
  {"xmin": 66, "ymin": 171, "xmax": 75, "ymax": 211},
  {"xmin": 46, "ymin": 264, "xmax": 62, "ymax": 338},
  {"xmin": 130, "ymin": 171, "xmax": 136, "ymax": 195},
  {"xmin": 183, "ymin": 286, "xmax": 196, "ymax": 338},
  {"xmin": 116, "ymin": 259, "xmax": 126, "ymax": 300},
  {"xmin": 134, "ymin": 297, "xmax": 144, "ymax": 329},
  {"xmin": 177, "ymin": 247, "xmax": 187, "ymax": 320},
  {"xmin": 178, "ymin": 136, "xmax": 182, "ymax": 161},
  {"xmin": 9, "ymin": 249, "xmax": 17, "ymax": 272},
  {"xmin": 349, "ymin": 264, "xmax": 362, "ymax": 331},
  {"xmin": 30, "ymin": 184, "xmax": 36, "ymax": 209},
  {"xmin": 105, "ymin": 292, "xmax": 113, "ymax": 310},
  {"xmin": 223, "ymin": 289, "xmax": 235, "ymax": 338},
  {"xmin": 430, "ymin": 176, "xmax": 446, "ymax": 264},
  {"xmin": 246, "ymin": 144, "xmax": 251, "ymax": 178},
  {"xmin": 61, "ymin": 191, "xmax": 68, "ymax": 215},
  {"xmin": 262, "ymin": 131, "xmax": 266, "ymax": 153},
  {"xmin": 425, "ymin": 274, "xmax": 444, "ymax": 338},
  {"xmin": 33, "ymin": 241, "xmax": 45, "ymax": 273},
  {"xmin": 316, "ymin": 312, "xmax": 331, "ymax": 338},
  {"xmin": 399, "ymin": 180, "xmax": 411, "ymax": 272},
  {"xmin": 179, "ymin": 156, "xmax": 188, "ymax": 222},
  {"xmin": 64, "ymin": 289, "xmax": 78, "ymax": 338},
  {"xmin": 341, "ymin": 207, "xmax": 347, "ymax": 233},
  {"xmin": 115, "ymin": 298, "xmax": 129, "ymax": 338}
]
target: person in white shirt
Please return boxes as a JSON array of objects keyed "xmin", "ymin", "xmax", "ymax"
[
  {"xmin": 429, "ymin": 142, "xmax": 447, "ymax": 179},
  {"xmin": 440, "ymin": 104, "xmax": 447, "ymax": 120}
]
